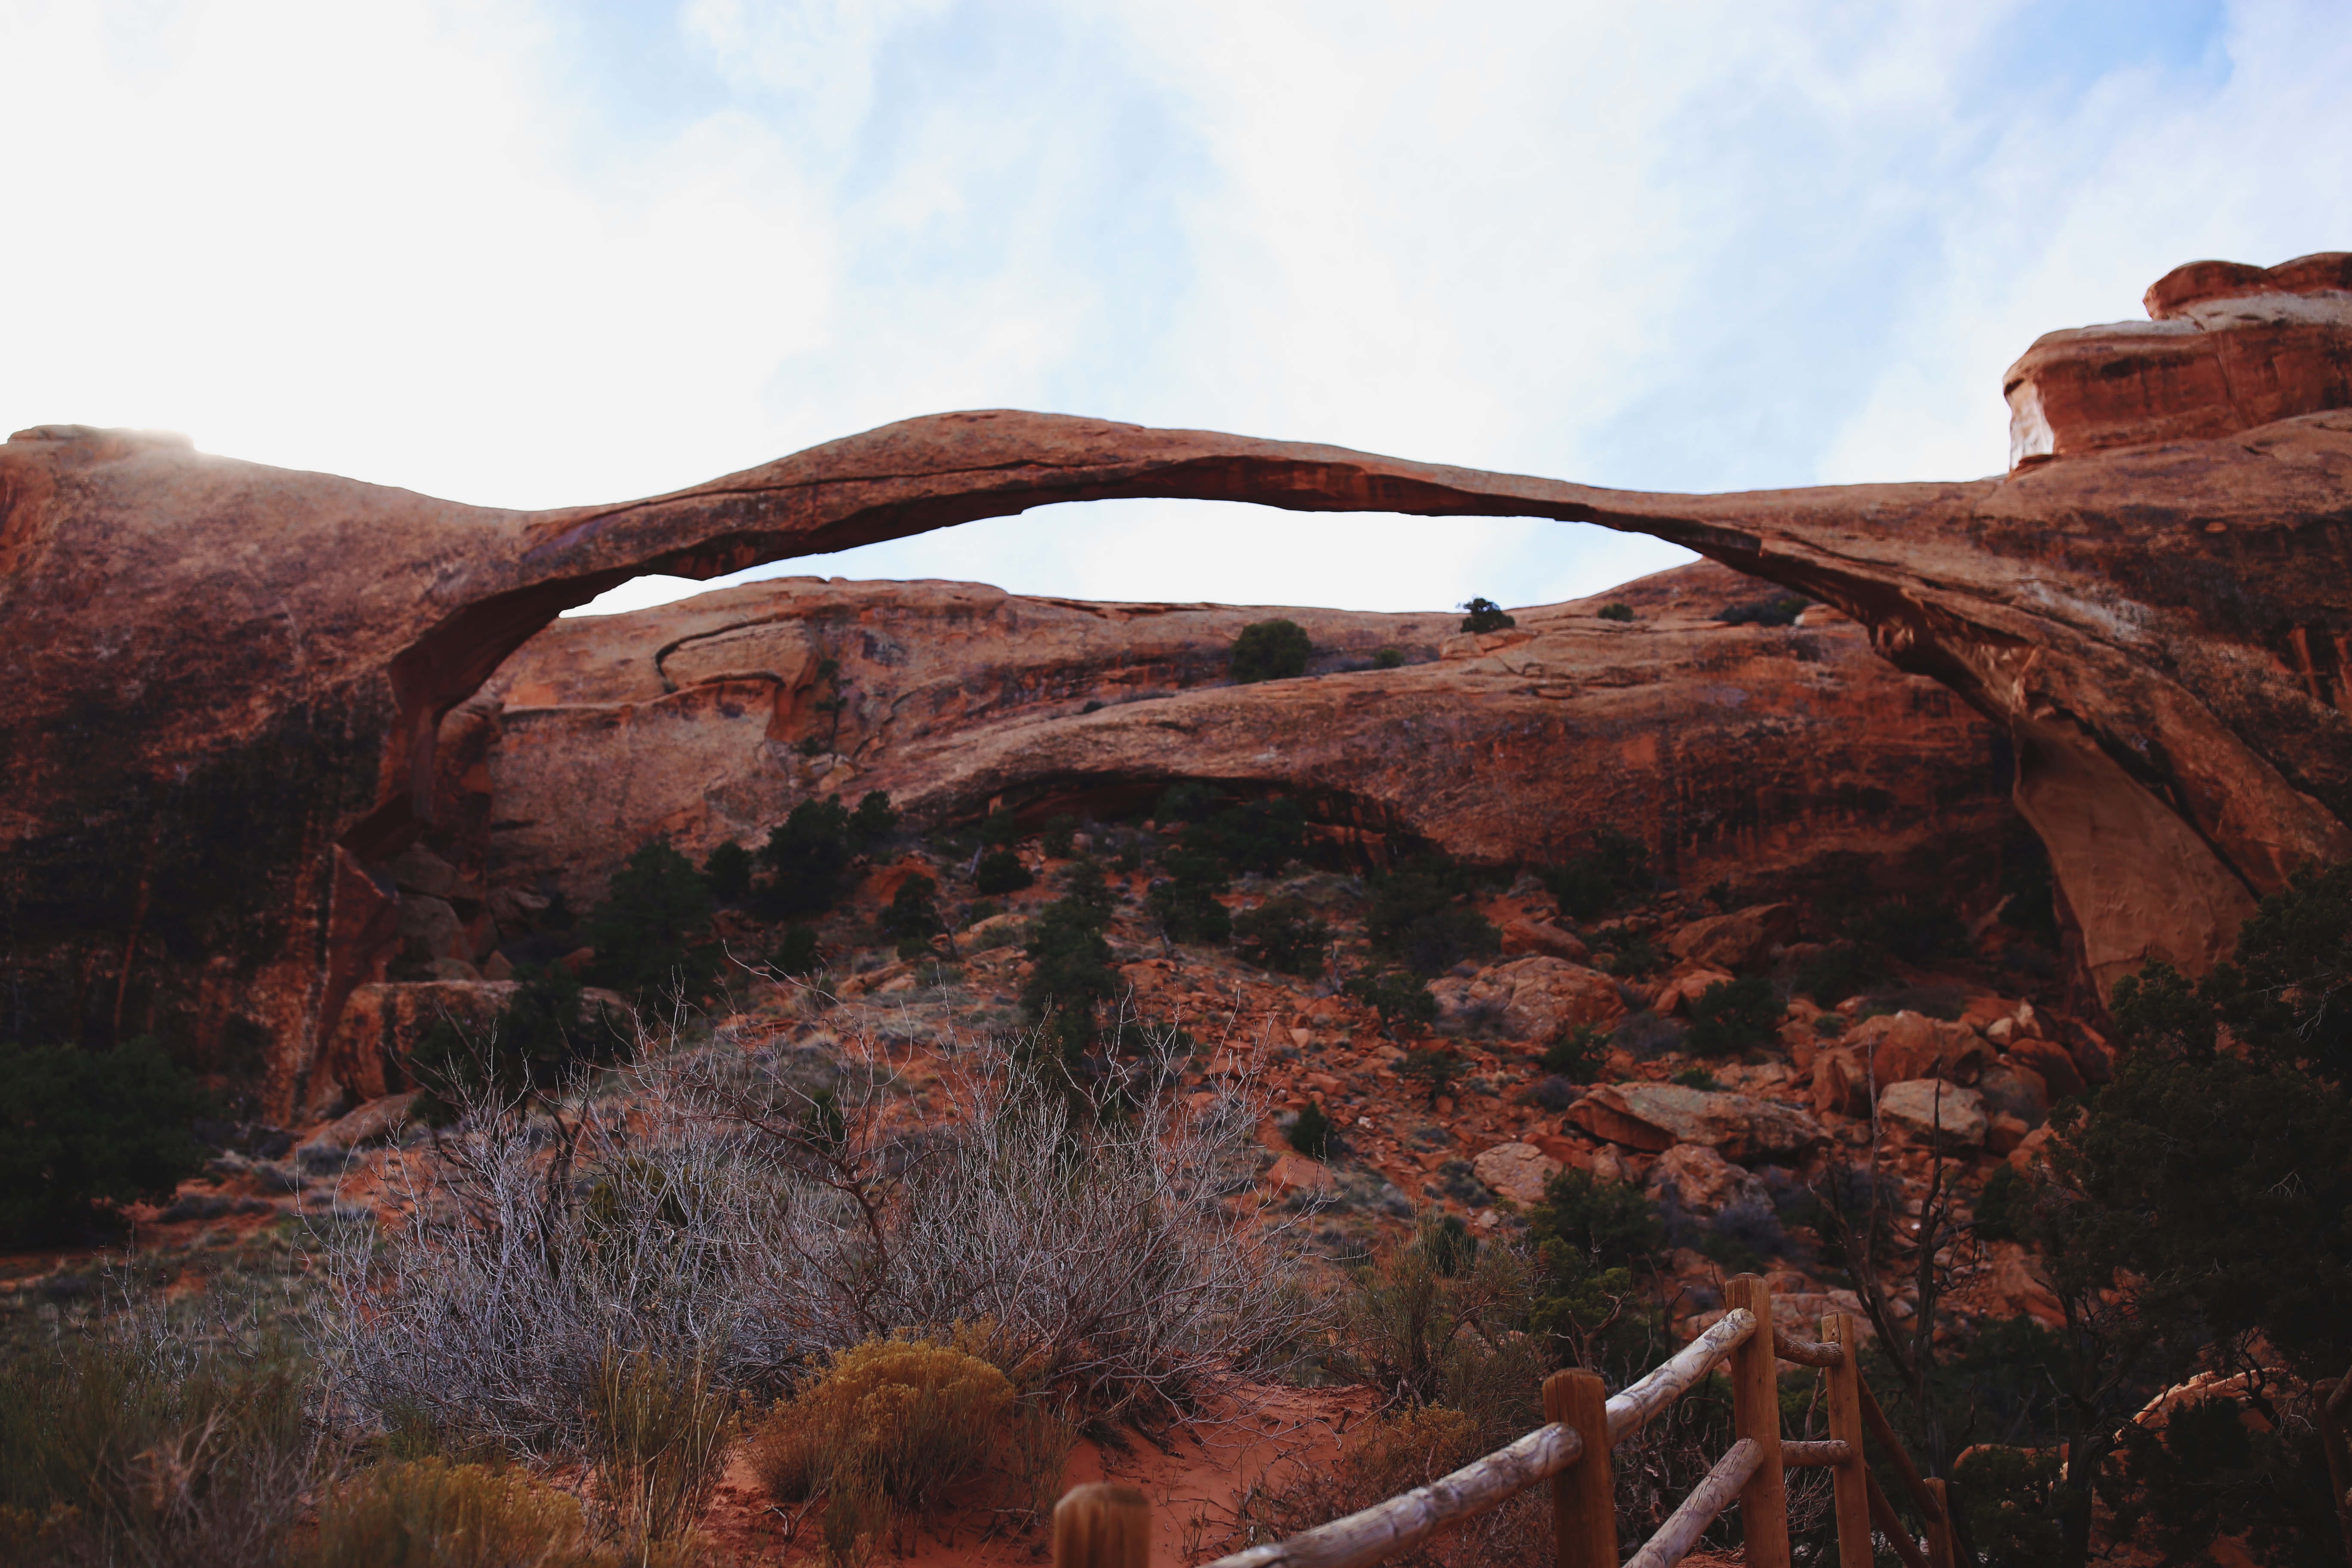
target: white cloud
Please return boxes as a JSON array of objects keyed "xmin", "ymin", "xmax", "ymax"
[{"xmin": 4, "ymin": 0, "xmax": 2344, "ymax": 617}]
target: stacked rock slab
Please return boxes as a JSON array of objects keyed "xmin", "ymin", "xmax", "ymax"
[{"xmin": 4, "ymin": 255, "xmax": 2349, "ymax": 1117}]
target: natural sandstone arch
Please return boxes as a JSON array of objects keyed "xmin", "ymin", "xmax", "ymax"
[{"xmin": 6, "ymin": 256, "xmax": 2350, "ymax": 1115}]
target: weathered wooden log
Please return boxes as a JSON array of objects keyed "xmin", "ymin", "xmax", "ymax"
[
  {"xmin": 1605, "ymin": 1308, "xmax": 1757, "ymax": 1448},
  {"xmin": 1199, "ymin": 1419, "xmax": 1585, "ymax": 1568},
  {"xmin": 1857, "ymin": 1374, "xmax": 1945, "ymax": 1525},
  {"xmin": 1546, "ymin": 1368, "xmax": 1616, "ymax": 1568},
  {"xmin": 1865, "ymin": 1469, "xmax": 1932, "ymax": 1568},
  {"xmin": 1782, "ymin": 1440, "xmax": 1854, "ymax": 1467},
  {"xmin": 1773, "ymin": 1327, "xmax": 1845, "ymax": 1368},
  {"xmin": 1622, "ymin": 1439, "xmax": 1763, "ymax": 1568}
]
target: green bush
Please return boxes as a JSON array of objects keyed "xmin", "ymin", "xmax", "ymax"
[
  {"xmin": 585, "ymin": 840, "xmax": 717, "ymax": 1002},
  {"xmin": 1020, "ymin": 894, "xmax": 1118, "ymax": 1063},
  {"xmin": 849, "ymin": 790, "xmax": 899, "ymax": 851},
  {"xmin": 309, "ymin": 1458, "xmax": 600, "ymax": 1568},
  {"xmin": 1148, "ymin": 847, "xmax": 1232, "ymax": 945},
  {"xmin": 1372, "ymin": 647, "xmax": 1406, "ymax": 669},
  {"xmin": 1368, "ymin": 854, "xmax": 1498, "ymax": 978},
  {"xmin": 0, "ymin": 1035, "xmax": 208, "ymax": 1246},
  {"xmin": 1954, "ymin": 1445, "xmax": 2064, "ymax": 1568},
  {"xmin": 1231, "ymin": 619, "xmax": 1314, "ymax": 683},
  {"xmin": 1972, "ymin": 1161, "xmax": 2020, "ymax": 1242},
  {"xmin": 978, "ymin": 807, "xmax": 1023, "ymax": 847},
  {"xmin": 1187, "ymin": 795, "xmax": 1308, "ymax": 876},
  {"xmin": 1672, "ymin": 1066, "xmax": 1722, "ymax": 1090},
  {"xmin": 1596, "ymin": 928, "xmax": 1666, "ymax": 978},
  {"xmin": 1716, "ymin": 594, "xmax": 1808, "ymax": 627},
  {"xmin": 1400, "ymin": 1047, "xmax": 1464, "ymax": 1107},
  {"xmin": 1684, "ymin": 976, "xmax": 1781, "ymax": 1057},
  {"xmin": 1596, "ymin": 603, "xmax": 1635, "ymax": 622},
  {"xmin": 1843, "ymin": 898, "xmax": 1965, "ymax": 964},
  {"xmin": 585, "ymin": 1349, "xmax": 736, "ymax": 1553},
  {"xmin": 1539, "ymin": 1024, "xmax": 1608, "ymax": 1083},
  {"xmin": 1541, "ymin": 826, "xmax": 1651, "ymax": 922},
  {"xmin": 1458, "ymin": 597, "xmax": 1515, "ymax": 634},
  {"xmin": 701, "ymin": 841, "xmax": 753, "ymax": 908},
  {"xmin": 1346, "ymin": 971, "xmax": 1437, "ymax": 1037},
  {"xmin": 1287, "ymin": 1101, "xmax": 1333, "ymax": 1160},
  {"xmin": 1232, "ymin": 897, "xmax": 1330, "ymax": 977},
  {"xmin": 1528, "ymin": 1169, "xmax": 1663, "ymax": 1269},
  {"xmin": 770, "ymin": 925, "xmax": 822, "ymax": 978},
  {"xmin": 755, "ymin": 799, "xmax": 858, "ymax": 919},
  {"xmin": 410, "ymin": 962, "xmax": 625, "ymax": 1121},
  {"xmin": 1041, "ymin": 814, "xmax": 1078, "ymax": 858},
  {"xmin": 1152, "ymin": 781, "xmax": 1220, "ymax": 824},
  {"xmin": 880, "ymin": 875, "xmax": 944, "ymax": 960},
  {"xmin": 973, "ymin": 849, "xmax": 1034, "ymax": 896},
  {"xmin": 1792, "ymin": 940, "xmax": 1873, "ymax": 1004}
]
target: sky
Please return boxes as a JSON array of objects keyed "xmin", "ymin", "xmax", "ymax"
[{"xmin": 5, "ymin": 0, "xmax": 2349, "ymax": 616}]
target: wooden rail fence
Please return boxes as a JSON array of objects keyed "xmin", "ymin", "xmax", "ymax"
[{"xmin": 1053, "ymin": 1272, "xmax": 1967, "ymax": 1568}]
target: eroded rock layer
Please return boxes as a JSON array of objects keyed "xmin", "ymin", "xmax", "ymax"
[
  {"xmin": 451, "ymin": 561, "xmax": 2006, "ymax": 918},
  {"xmin": 5, "ymin": 254, "xmax": 2349, "ymax": 1114}
]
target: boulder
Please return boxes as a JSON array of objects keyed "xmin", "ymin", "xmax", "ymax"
[
  {"xmin": 1442, "ymin": 957, "xmax": 1625, "ymax": 1042},
  {"xmin": 1975, "ymin": 1063, "xmax": 2049, "ymax": 1129},
  {"xmin": 1667, "ymin": 903, "xmax": 1800, "ymax": 973},
  {"xmin": 1811, "ymin": 1011, "xmax": 1986, "ymax": 1116},
  {"xmin": 1499, "ymin": 920, "xmax": 1589, "ymax": 962},
  {"xmin": 300, "ymin": 1090, "xmax": 422, "ymax": 1158},
  {"xmin": 1877, "ymin": 1080, "xmax": 1987, "ymax": 1148},
  {"xmin": 1644, "ymin": 1144, "xmax": 1768, "ymax": 1216},
  {"xmin": 2006, "ymin": 1036, "xmax": 2086, "ymax": 1102},
  {"xmin": 1265, "ymin": 1152, "xmax": 1334, "ymax": 1197},
  {"xmin": 1653, "ymin": 967, "xmax": 1738, "ymax": 1018},
  {"xmin": 1569, "ymin": 1084, "xmax": 1827, "ymax": 1162},
  {"xmin": 1471, "ymin": 1142, "xmax": 1563, "ymax": 1204}
]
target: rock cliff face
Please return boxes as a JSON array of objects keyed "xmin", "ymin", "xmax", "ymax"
[
  {"xmin": 453, "ymin": 561, "xmax": 2007, "ymax": 918},
  {"xmin": 5, "ymin": 254, "xmax": 2348, "ymax": 1115}
]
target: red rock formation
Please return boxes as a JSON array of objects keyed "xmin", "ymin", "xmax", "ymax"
[
  {"xmin": 456, "ymin": 561, "xmax": 2008, "ymax": 914},
  {"xmin": 6, "ymin": 255, "xmax": 2349, "ymax": 1114},
  {"xmin": 2004, "ymin": 251, "xmax": 2352, "ymax": 466}
]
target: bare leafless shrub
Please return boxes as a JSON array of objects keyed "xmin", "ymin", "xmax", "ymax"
[
  {"xmin": 316, "ymin": 1013, "xmax": 1323, "ymax": 1484},
  {"xmin": 0, "ymin": 1277, "xmax": 318, "ymax": 1568}
]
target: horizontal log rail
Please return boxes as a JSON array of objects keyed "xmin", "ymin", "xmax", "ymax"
[{"xmin": 1055, "ymin": 1272, "xmax": 1967, "ymax": 1568}]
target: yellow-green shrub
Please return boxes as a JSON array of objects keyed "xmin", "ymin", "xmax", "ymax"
[
  {"xmin": 585, "ymin": 1350, "xmax": 735, "ymax": 1552},
  {"xmin": 307, "ymin": 1460, "xmax": 594, "ymax": 1568},
  {"xmin": 749, "ymin": 1335, "xmax": 1018, "ymax": 1544}
]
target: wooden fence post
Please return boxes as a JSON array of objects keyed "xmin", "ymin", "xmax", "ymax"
[
  {"xmin": 1821, "ymin": 1314, "xmax": 1874, "ymax": 1568},
  {"xmin": 1545, "ymin": 1368, "xmax": 1616, "ymax": 1568},
  {"xmin": 1055, "ymin": 1482, "xmax": 1151, "ymax": 1568},
  {"xmin": 1925, "ymin": 1476, "xmax": 1957, "ymax": 1568},
  {"xmin": 1723, "ymin": 1274, "xmax": 1790, "ymax": 1568}
]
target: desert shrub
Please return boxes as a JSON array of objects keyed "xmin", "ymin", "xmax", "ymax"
[
  {"xmin": 308, "ymin": 1459, "xmax": 597, "ymax": 1568},
  {"xmin": 1528, "ymin": 1169, "xmax": 1662, "ymax": 1270},
  {"xmin": 1596, "ymin": 603, "xmax": 1635, "ymax": 622},
  {"xmin": 1684, "ymin": 976, "xmax": 1782, "ymax": 1057},
  {"xmin": 408, "ymin": 962, "xmax": 627, "ymax": 1123},
  {"xmin": 1542, "ymin": 826, "xmax": 1651, "ymax": 921},
  {"xmin": 0, "ymin": 1035, "xmax": 207, "ymax": 1246},
  {"xmin": 1458, "ymin": 597, "xmax": 1515, "ymax": 634},
  {"xmin": 1698, "ymin": 1197, "xmax": 1786, "ymax": 1272},
  {"xmin": 1368, "ymin": 854, "xmax": 1498, "ymax": 977},
  {"xmin": 585, "ymin": 1349, "xmax": 735, "ymax": 1552},
  {"xmin": 747, "ymin": 1335, "xmax": 1011, "ymax": 1537},
  {"xmin": 1232, "ymin": 897, "xmax": 1329, "ymax": 977},
  {"xmin": 978, "ymin": 808, "xmax": 1023, "ymax": 847},
  {"xmin": 1347, "ymin": 971, "xmax": 1438, "ymax": 1036},
  {"xmin": 1972, "ymin": 1161, "xmax": 2019, "ymax": 1243},
  {"xmin": 1040, "ymin": 814, "xmax": 1078, "ymax": 858},
  {"xmin": 848, "ymin": 790, "xmax": 899, "ymax": 851},
  {"xmin": 1595, "ymin": 925, "xmax": 1665, "ymax": 977},
  {"xmin": 1152, "ymin": 780, "xmax": 1221, "ymax": 824},
  {"xmin": 1187, "ymin": 795, "xmax": 1308, "ymax": 876},
  {"xmin": 1844, "ymin": 898, "xmax": 1965, "ymax": 964},
  {"xmin": 1716, "ymin": 593, "xmax": 1808, "ymax": 627},
  {"xmin": 1538, "ymin": 1023, "xmax": 1607, "ymax": 1083},
  {"xmin": 879, "ymin": 874, "xmax": 944, "ymax": 960},
  {"xmin": 1792, "ymin": 940, "xmax": 1873, "ymax": 1004},
  {"xmin": 770, "ymin": 925, "xmax": 822, "ymax": 977},
  {"xmin": 1672, "ymin": 1066, "xmax": 1722, "ymax": 1090},
  {"xmin": 1953, "ymin": 1444, "xmax": 2064, "ymax": 1568},
  {"xmin": 973, "ymin": 848, "xmax": 1034, "ymax": 895},
  {"xmin": 1287, "ymin": 1101, "xmax": 1333, "ymax": 1160},
  {"xmin": 1020, "ymin": 890, "xmax": 1119, "ymax": 1062},
  {"xmin": 1527, "ymin": 1075, "xmax": 1577, "ymax": 1113},
  {"xmin": 1400, "ymin": 1047, "xmax": 1464, "ymax": 1107},
  {"xmin": 756, "ymin": 799, "xmax": 858, "ymax": 919},
  {"xmin": 585, "ymin": 839, "xmax": 717, "ymax": 1001},
  {"xmin": 1372, "ymin": 646, "xmax": 1406, "ymax": 669},
  {"xmin": 1231, "ymin": 619, "xmax": 1313, "ymax": 683},
  {"xmin": 1611, "ymin": 1010, "xmax": 1685, "ymax": 1060},
  {"xmin": 701, "ymin": 840, "xmax": 754, "ymax": 908},
  {"xmin": 0, "ymin": 1296, "xmax": 314, "ymax": 1568},
  {"xmin": 1148, "ymin": 847, "xmax": 1232, "ymax": 945}
]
